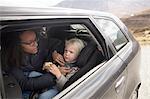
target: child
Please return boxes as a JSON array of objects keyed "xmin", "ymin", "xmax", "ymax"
[{"xmin": 43, "ymin": 38, "xmax": 85, "ymax": 90}]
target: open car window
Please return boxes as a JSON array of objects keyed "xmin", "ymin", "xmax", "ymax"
[{"xmin": 1, "ymin": 18, "xmax": 106, "ymax": 98}]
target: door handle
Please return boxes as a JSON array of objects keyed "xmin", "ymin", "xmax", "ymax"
[{"xmin": 115, "ymin": 76, "xmax": 125, "ymax": 93}]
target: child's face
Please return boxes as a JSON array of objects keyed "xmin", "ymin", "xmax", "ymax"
[{"xmin": 63, "ymin": 44, "xmax": 79, "ymax": 63}]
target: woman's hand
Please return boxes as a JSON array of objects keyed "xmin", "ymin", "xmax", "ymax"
[{"xmin": 52, "ymin": 51, "xmax": 65, "ymax": 66}]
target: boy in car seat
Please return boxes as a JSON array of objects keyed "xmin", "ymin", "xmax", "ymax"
[{"xmin": 43, "ymin": 38, "xmax": 85, "ymax": 91}]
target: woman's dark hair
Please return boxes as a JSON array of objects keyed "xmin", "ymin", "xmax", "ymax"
[{"xmin": 2, "ymin": 31, "xmax": 23, "ymax": 69}]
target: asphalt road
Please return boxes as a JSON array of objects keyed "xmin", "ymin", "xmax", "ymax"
[{"xmin": 139, "ymin": 44, "xmax": 150, "ymax": 99}]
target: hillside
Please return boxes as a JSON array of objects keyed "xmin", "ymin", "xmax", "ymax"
[
  {"xmin": 56, "ymin": 0, "xmax": 150, "ymax": 17},
  {"xmin": 122, "ymin": 9, "xmax": 150, "ymax": 44}
]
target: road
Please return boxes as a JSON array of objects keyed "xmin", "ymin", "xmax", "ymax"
[{"xmin": 139, "ymin": 44, "xmax": 150, "ymax": 99}]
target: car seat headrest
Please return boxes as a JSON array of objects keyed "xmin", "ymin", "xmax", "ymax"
[{"xmin": 76, "ymin": 41, "xmax": 97, "ymax": 68}]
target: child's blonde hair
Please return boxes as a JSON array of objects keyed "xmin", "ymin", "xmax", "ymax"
[{"xmin": 65, "ymin": 38, "xmax": 85, "ymax": 56}]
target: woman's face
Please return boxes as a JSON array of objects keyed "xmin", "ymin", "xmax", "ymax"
[
  {"xmin": 63, "ymin": 44, "xmax": 78, "ymax": 63},
  {"xmin": 20, "ymin": 31, "xmax": 38, "ymax": 54}
]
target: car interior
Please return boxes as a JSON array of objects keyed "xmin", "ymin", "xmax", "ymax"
[
  {"xmin": 42, "ymin": 24, "xmax": 105, "ymax": 90},
  {"xmin": 1, "ymin": 21, "xmax": 106, "ymax": 98}
]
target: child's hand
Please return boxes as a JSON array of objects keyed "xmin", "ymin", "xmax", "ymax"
[
  {"xmin": 43, "ymin": 62, "xmax": 62, "ymax": 79},
  {"xmin": 58, "ymin": 66, "xmax": 72, "ymax": 75},
  {"xmin": 52, "ymin": 51, "xmax": 65, "ymax": 66},
  {"xmin": 42, "ymin": 62, "xmax": 53, "ymax": 71},
  {"xmin": 48, "ymin": 64, "xmax": 62, "ymax": 79}
]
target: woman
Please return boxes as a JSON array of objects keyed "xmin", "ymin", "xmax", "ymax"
[{"xmin": 4, "ymin": 30, "xmax": 61, "ymax": 99}]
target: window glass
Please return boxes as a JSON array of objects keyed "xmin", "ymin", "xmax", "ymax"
[
  {"xmin": 71, "ymin": 24, "xmax": 85, "ymax": 30},
  {"xmin": 95, "ymin": 19, "xmax": 128, "ymax": 50}
]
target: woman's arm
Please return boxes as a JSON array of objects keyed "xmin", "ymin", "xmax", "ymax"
[{"xmin": 10, "ymin": 67, "xmax": 56, "ymax": 91}]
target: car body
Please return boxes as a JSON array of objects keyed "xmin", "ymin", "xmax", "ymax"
[{"xmin": 0, "ymin": 6, "xmax": 141, "ymax": 99}]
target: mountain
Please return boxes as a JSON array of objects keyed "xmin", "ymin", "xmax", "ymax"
[
  {"xmin": 122, "ymin": 9, "xmax": 150, "ymax": 44},
  {"xmin": 122, "ymin": 9, "xmax": 150, "ymax": 31},
  {"xmin": 55, "ymin": 0, "xmax": 150, "ymax": 17}
]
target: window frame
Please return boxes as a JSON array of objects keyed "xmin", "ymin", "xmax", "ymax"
[
  {"xmin": 1, "ymin": 17, "xmax": 107, "ymax": 97},
  {"xmin": 93, "ymin": 17, "xmax": 129, "ymax": 53}
]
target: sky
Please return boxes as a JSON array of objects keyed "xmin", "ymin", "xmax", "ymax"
[{"xmin": 0, "ymin": 0, "xmax": 64, "ymax": 7}]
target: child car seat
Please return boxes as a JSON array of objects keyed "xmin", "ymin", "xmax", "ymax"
[{"xmin": 63, "ymin": 41, "xmax": 105, "ymax": 89}]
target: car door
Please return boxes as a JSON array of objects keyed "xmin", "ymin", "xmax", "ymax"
[
  {"xmin": 91, "ymin": 17, "xmax": 129, "ymax": 99},
  {"xmin": 53, "ymin": 17, "xmax": 127, "ymax": 99},
  {"xmin": 100, "ymin": 64, "xmax": 127, "ymax": 99},
  {"xmin": 54, "ymin": 57, "xmax": 126, "ymax": 99}
]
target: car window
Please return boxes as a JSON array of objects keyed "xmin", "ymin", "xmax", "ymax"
[
  {"xmin": 95, "ymin": 19, "xmax": 128, "ymax": 51},
  {"xmin": 1, "ymin": 19, "xmax": 106, "ymax": 98},
  {"xmin": 47, "ymin": 23, "xmax": 91, "ymax": 43}
]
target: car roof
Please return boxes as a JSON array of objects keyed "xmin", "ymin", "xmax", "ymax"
[{"xmin": 0, "ymin": 6, "xmax": 115, "ymax": 21}]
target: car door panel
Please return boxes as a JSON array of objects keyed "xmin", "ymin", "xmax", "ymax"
[
  {"xmin": 54, "ymin": 54, "xmax": 126, "ymax": 99},
  {"xmin": 102, "ymin": 70, "xmax": 127, "ymax": 99},
  {"xmin": 3, "ymin": 72, "xmax": 22, "ymax": 99},
  {"xmin": 117, "ymin": 41, "xmax": 140, "ymax": 98}
]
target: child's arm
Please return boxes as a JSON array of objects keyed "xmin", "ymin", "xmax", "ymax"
[
  {"xmin": 43, "ymin": 63, "xmax": 71, "ymax": 79},
  {"xmin": 56, "ymin": 67, "xmax": 79, "ymax": 90}
]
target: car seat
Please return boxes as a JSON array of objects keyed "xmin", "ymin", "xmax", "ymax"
[{"xmin": 63, "ymin": 41, "xmax": 105, "ymax": 89}]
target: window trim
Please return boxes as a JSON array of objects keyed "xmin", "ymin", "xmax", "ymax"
[
  {"xmin": 1, "ymin": 18, "xmax": 107, "ymax": 98},
  {"xmin": 93, "ymin": 17, "xmax": 129, "ymax": 53}
]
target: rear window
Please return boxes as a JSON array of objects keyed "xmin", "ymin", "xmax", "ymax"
[{"xmin": 95, "ymin": 18, "xmax": 128, "ymax": 51}]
